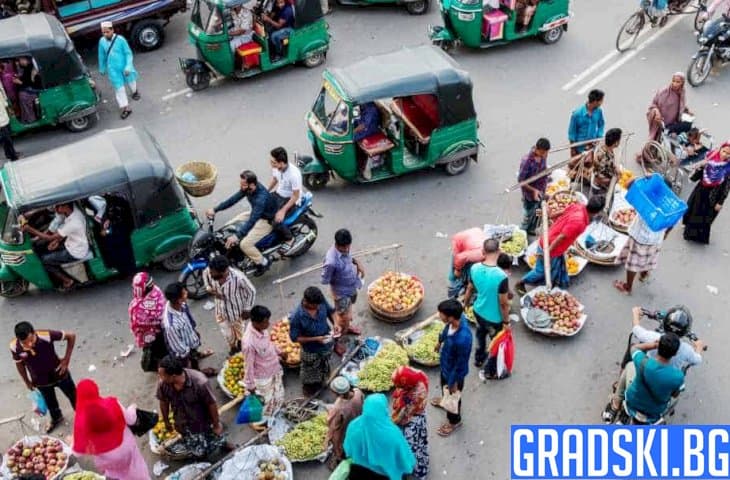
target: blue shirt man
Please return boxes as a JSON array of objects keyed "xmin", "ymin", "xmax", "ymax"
[
  {"xmin": 264, "ymin": 0, "xmax": 295, "ymax": 58},
  {"xmin": 568, "ymin": 89, "xmax": 605, "ymax": 155},
  {"xmin": 354, "ymin": 102, "xmax": 381, "ymax": 142}
]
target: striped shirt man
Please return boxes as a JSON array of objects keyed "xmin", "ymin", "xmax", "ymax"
[
  {"xmin": 203, "ymin": 265, "xmax": 256, "ymax": 350},
  {"xmin": 162, "ymin": 303, "xmax": 201, "ymax": 359}
]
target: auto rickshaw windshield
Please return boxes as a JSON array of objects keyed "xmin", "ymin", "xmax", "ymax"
[
  {"xmin": 312, "ymin": 84, "xmax": 349, "ymax": 136},
  {"xmin": 1, "ymin": 208, "xmax": 21, "ymax": 246},
  {"xmin": 192, "ymin": 0, "xmax": 220, "ymax": 33}
]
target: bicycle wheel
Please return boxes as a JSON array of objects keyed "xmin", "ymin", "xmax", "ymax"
[
  {"xmin": 639, "ymin": 141, "xmax": 669, "ymax": 176},
  {"xmin": 616, "ymin": 11, "xmax": 646, "ymax": 52}
]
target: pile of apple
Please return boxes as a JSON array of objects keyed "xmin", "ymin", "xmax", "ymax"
[
  {"xmin": 547, "ymin": 191, "xmax": 579, "ymax": 218},
  {"xmin": 369, "ymin": 272, "xmax": 424, "ymax": 313},
  {"xmin": 271, "ymin": 318, "xmax": 301, "ymax": 365},
  {"xmin": 531, "ymin": 291, "xmax": 583, "ymax": 335},
  {"xmin": 4, "ymin": 437, "xmax": 67, "ymax": 479},
  {"xmin": 611, "ymin": 208, "xmax": 637, "ymax": 228}
]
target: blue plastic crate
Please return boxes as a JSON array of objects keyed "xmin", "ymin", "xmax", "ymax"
[{"xmin": 625, "ymin": 173, "xmax": 688, "ymax": 232}]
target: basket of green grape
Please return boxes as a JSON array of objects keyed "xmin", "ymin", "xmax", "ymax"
[{"xmin": 394, "ymin": 314, "xmax": 442, "ymax": 367}]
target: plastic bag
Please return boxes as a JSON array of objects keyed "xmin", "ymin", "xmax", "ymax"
[
  {"xmin": 484, "ymin": 328, "xmax": 514, "ymax": 379},
  {"xmin": 235, "ymin": 394, "xmax": 263, "ymax": 424},
  {"xmin": 29, "ymin": 389, "xmax": 48, "ymax": 416},
  {"xmin": 329, "ymin": 459, "xmax": 352, "ymax": 480},
  {"xmin": 439, "ymin": 386, "xmax": 461, "ymax": 415}
]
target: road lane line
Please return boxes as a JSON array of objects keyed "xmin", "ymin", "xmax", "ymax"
[
  {"xmin": 562, "ymin": 50, "xmax": 619, "ymax": 91},
  {"xmin": 575, "ymin": 14, "xmax": 685, "ymax": 95},
  {"xmin": 161, "ymin": 78, "xmax": 223, "ymax": 101}
]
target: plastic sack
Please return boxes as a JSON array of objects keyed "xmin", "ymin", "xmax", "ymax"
[
  {"xmin": 329, "ymin": 459, "xmax": 353, "ymax": 480},
  {"xmin": 235, "ymin": 394, "xmax": 263, "ymax": 424},
  {"xmin": 484, "ymin": 328, "xmax": 514, "ymax": 379},
  {"xmin": 29, "ymin": 389, "xmax": 48, "ymax": 416},
  {"xmin": 439, "ymin": 386, "xmax": 461, "ymax": 415}
]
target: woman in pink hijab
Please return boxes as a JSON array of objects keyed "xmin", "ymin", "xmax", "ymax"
[
  {"xmin": 647, "ymin": 72, "xmax": 693, "ymax": 141},
  {"xmin": 128, "ymin": 272, "xmax": 168, "ymax": 371}
]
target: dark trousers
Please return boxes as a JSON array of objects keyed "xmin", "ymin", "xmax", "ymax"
[
  {"xmin": 37, "ymin": 373, "xmax": 76, "ymax": 421},
  {"xmin": 349, "ymin": 463, "xmax": 389, "ymax": 480},
  {"xmin": 440, "ymin": 374, "xmax": 464, "ymax": 425},
  {"xmin": 0, "ymin": 124, "xmax": 17, "ymax": 161},
  {"xmin": 273, "ymin": 193, "xmax": 293, "ymax": 241},
  {"xmin": 474, "ymin": 314, "xmax": 503, "ymax": 365}
]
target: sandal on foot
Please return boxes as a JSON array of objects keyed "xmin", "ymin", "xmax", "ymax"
[
  {"xmin": 430, "ymin": 397, "xmax": 443, "ymax": 409},
  {"xmin": 602, "ymin": 402, "xmax": 619, "ymax": 424},
  {"xmin": 638, "ymin": 273, "xmax": 650, "ymax": 283},
  {"xmin": 198, "ymin": 349, "xmax": 214, "ymax": 359},
  {"xmin": 613, "ymin": 280, "xmax": 631, "ymax": 295},
  {"xmin": 437, "ymin": 422, "xmax": 462, "ymax": 437},
  {"xmin": 132, "ymin": 91, "xmax": 141, "ymax": 101},
  {"xmin": 45, "ymin": 417, "xmax": 63, "ymax": 434},
  {"xmin": 120, "ymin": 109, "xmax": 132, "ymax": 119}
]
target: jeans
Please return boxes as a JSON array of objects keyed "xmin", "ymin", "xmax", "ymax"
[
  {"xmin": 474, "ymin": 314, "xmax": 503, "ymax": 365},
  {"xmin": 0, "ymin": 124, "xmax": 17, "ymax": 161},
  {"xmin": 440, "ymin": 375, "xmax": 464, "ymax": 425},
  {"xmin": 37, "ymin": 373, "xmax": 77, "ymax": 421},
  {"xmin": 41, "ymin": 247, "xmax": 78, "ymax": 281},
  {"xmin": 271, "ymin": 28, "xmax": 292, "ymax": 56},
  {"xmin": 520, "ymin": 198, "xmax": 540, "ymax": 234}
]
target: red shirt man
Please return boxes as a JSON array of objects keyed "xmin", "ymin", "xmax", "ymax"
[{"xmin": 539, "ymin": 203, "xmax": 590, "ymax": 257}]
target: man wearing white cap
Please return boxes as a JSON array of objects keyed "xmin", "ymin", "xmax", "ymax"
[{"xmin": 98, "ymin": 22, "xmax": 139, "ymax": 119}]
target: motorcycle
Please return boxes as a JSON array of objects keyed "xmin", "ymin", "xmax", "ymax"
[
  {"xmin": 609, "ymin": 306, "xmax": 706, "ymax": 425},
  {"xmin": 687, "ymin": 13, "xmax": 730, "ymax": 86},
  {"xmin": 179, "ymin": 191, "xmax": 321, "ymax": 298}
]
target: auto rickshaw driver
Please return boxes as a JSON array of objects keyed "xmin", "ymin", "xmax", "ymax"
[
  {"xmin": 353, "ymin": 102, "xmax": 383, "ymax": 180},
  {"xmin": 262, "ymin": 0, "xmax": 295, "ymax": 60},
  {"xmin": 19, "ymin": 202, "xmax": 90, "ymax": 291},
  {"xmin": 206, "ymin": 170, "xmax": 279, "ymax": 275}
]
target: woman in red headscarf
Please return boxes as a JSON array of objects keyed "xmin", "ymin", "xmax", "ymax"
[
  {"xmin": 72, "ymin": 379, "xmax": 150, "ymax": 479},
  {"xmin": 128, "ymin": 272, "xmax": 168, "ymax": 371},
  {"xmin": 390, "ymin": 366, "xmax": 430, "ymax": 480}
]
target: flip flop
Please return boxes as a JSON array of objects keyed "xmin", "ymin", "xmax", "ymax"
[
  {"xmin": 198, "ymin": 349, "xmax": 214, "ymax": 359},
  {"xmin": 638, "ymin": 273, "xmax": 650, "ymax": 283},
  {"xmin": 120, "ymin": 109, "xmax": 132, "ymax": 119},
  {"xmin": 430, "ymin": 398, "xmax": 443, "ymax": 409},
  {"xmin": 132, "ymin": 91, "xmax": 141, "ymax": 101},
  {"xmin": 45, "ymin": 417, "xmax": 63, "ymax": 434},
  {"xmin": 437, "ymin": 422, "xmax": 462, "ymax": 437},
  {"xmin": 613, "ymin": 280, "xmax": 631, "ymax": 295}
]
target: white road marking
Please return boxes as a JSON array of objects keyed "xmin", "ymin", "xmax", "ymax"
[
  {"xmin": 565, "ymin": 14, "xmax": 686, "ymax": 95},
  {"xmin": 161, "ymin": 78, "xmax": 223, "ymax": 101}
]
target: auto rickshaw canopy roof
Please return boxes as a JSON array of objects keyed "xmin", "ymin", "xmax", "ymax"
[
  {"xmin": 0, "ymin": 13, "xmax": 87, "ymax": 88},
  {"xmin": 328, "ymin": 45, "xmax": 476, "ymax": 125},
  {"xmin": 209, "ymin": 0, "xmax": 323, "ymax": 26},
  {"xmin": 2, "ymin": 127, "xmax": 180, "ymax": 220}
]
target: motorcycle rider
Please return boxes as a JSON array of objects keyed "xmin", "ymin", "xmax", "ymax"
[
  {"xmin": 206, "ymin": 170, "xmax": 278, "ymax": 276},
  {"xmin": 603, "ymin": 330, "xmax": 685, "ymax": 424},
  {"xmin": 267, "ymin": 146, "xmax": 303, "ymax": 253}
]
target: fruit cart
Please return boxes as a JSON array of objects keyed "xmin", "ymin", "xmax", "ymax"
[
  {"xmin": 524, "ymin": 241, "xmax": 588, "ymax": 277},
  {"xmin": 268, "ymin": 399, "xmax": 330, "ymax": 463},
  {"xmin": 217, "ymin": 353, "xmax": 246, "ymax": 399},
  {"xmin": 270, "ymin": 318, "xmax": 302, "ymax": 369},
  {"xmin": 520, "ymin": 286, "xmax": 587, "ymax": 337},
  {"xmin": 394, "ymin": 314, "xmax": 442, "ymax": 367},
  {"xmin": 368, "ymin": 272, "xmax": 425, "ymax": 323}
]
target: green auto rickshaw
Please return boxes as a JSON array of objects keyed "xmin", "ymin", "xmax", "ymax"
[
  {"xmin": 428, "ymin": 0, "xmax": 571, "ymax": 50},
  {"xmin": 0, "ymin": 127, "xmax": 200, "ymax": 297},
  {"xmin": 1, "ymin": 13, "xmax": 99, "ymax": 134},
  {"xmin": 301, "ymin": 45, "xmax": 480, "ymax": 189},
  {"xmin": 179, "ymin": 0, "xmax": 330, "ymax": 90},
  {"xmin": 335, "ymin": 0, "xmax": 430, "ymax": 16}
]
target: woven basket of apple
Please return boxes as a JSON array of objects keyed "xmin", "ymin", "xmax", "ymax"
[
  {"xmin": 367, "ymin": 271, "xmax": 425, "ymax": 324},
  {"xmin": 271, "ymin": 318, "xmax": 302, "ymax": 368},
  {"xmin": 520, "ymin": 287, "xmax": 587, "ymax": 337},
  {"xmin": 2, "ymin": 436, "xmax": 71, "ymax": 480}
]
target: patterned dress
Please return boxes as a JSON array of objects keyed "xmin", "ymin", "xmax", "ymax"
[{"xmin": 391, "ymin": 381, "xmax": 430, "ymax": 479}]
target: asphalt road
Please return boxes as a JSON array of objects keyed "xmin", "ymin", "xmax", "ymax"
[{"xmin": 2, "ymin": 1, "xmax": 730, "ymax": 478}]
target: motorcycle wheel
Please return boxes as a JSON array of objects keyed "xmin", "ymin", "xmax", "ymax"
[
  {"xmin": 286, "ymin": 215, "xmax": 318, "ymax": 258},
  {"xmin": 687, "ymin": 51, "xmax": 712, "ymax": 87},
  {"xmin": 186, "ymin": 70, "xmax": 211, "ymax": 91},
  {"xmin": 179, "ymin": 268, "xmax": 208, "ymax": 300},
  {"xmin": 162, "ymin": 250, "xmax": 190, "ymax": 271}
]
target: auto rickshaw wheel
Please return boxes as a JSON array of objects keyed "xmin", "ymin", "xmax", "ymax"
[
  {"xmin": 186, "ymin": 71, "xmax": 211, "ymax": 91},
  {"xmin": 539, "ymin": 26, "xmax": 564, "ymax": 45},
  {"xmin": 65, "ymin": 114, "xmax": 96, "ymax": 133},
  {"xmin": 162, "ymin": 250, "xmax": 190, "ymax": 271},
  {"xmin": 0, "ymin": 279, "xmax": 29, "ymax": 298},
  {"xmin": 444, "ymin": 156, "xmax": 471, "ymax": 176},
  {"xmin": 304, "ymin": 172, "xmax": 330, "ymax": 190},
  {"xmin": 406, "ymin": 0, "xmax": 428, "ymax": 15},
  {"xmin": 303, "ymin": 52, "xmax": 326, "ymax": 68},
  {"xmin": 131, "ymin": 19, "xmax": 165, "ymax": 52}
]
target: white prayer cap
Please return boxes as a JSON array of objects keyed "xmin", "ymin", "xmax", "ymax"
[{"xmin": 100, "ymin": 21, "xmax": 113, "ymax": 30}]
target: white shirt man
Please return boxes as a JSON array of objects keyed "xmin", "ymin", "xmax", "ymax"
[{"xmin": 58, "ymin": 206, "xmax": 90, "ymax": 260}]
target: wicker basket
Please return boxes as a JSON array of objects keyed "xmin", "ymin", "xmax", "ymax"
[
  {"xmin": 175, "ymin": 161, "xmax": 218, "ymax": 197},
  {"xmin": 394, "ymin": 314, "xmax": 441, "ymax": 367},
  {"xmin": 367, "ymin": 273, "xmax": 425, "ymax": 324},
  {"xmin": 519, "ymin": 287, "xmax": 587, "ymax": 337}
]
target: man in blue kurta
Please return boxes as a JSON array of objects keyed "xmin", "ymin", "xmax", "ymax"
[
  {"xmin": 98, "ymin": 22, "xmax": 140, "ymax": 119},
  {"xmin": 568, "ymin": 89, "xmax": 605, "ymax": 156}
]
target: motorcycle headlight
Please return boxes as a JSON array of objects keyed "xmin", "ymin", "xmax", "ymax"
[{"xmin": 698, "ymin": 36, "xmax": 708, "ymax": 44}]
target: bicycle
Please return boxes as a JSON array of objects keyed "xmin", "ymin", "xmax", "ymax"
[{"xmin": 616, "ymin": 0, "xmax": 709, "ymax": 53}]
